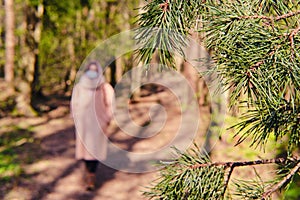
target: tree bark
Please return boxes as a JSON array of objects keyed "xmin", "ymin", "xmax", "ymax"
[
  {"xmin": 64, "ymin": 36, "xmax": 77, "ymax": 94},
  {"xmin": 15, "ymin": 2, "xmax": 43, "ymax": 116},
  {"xmin": 115, "ymin": 57, "xmax": 123, "ymax": 83},
  {"xmin": 4, "ymin": 0, "xmax": 15, "ymax": 93},
  {"xmin": 31, "ymin": 3, "xmax": 44, "ymax": 97},
  {"xmin": 181, "ymin": 32, "xmax": 209, "ymax": 107}
]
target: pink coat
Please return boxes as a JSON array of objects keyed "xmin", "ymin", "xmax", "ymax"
[{"xmin": 71, "ymin": 77, "xmax": 114, "ymax": 161}]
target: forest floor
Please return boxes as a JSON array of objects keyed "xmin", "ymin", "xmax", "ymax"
[{"xmin": 0, "ymin": 86, "xmax": 283, "ymax": 200}]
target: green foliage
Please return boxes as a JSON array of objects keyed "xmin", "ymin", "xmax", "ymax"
[
  {"xmin": 0, "ymin": 126, "xmax": 34, "ymax": 183},
  {"xmin": 1, "ymin": 0, "xmax": 140, "ymax": 94},
  {"xmin": 200, "ymin": 0, "xmax": 300, "ymax": 153},
  {"xmin": 136, "ymin": 0, "xmax": 202, "ymax": 67},
  {"xmin": 136, "ymin": 0, "xmax": 300, "ymax": 199},
  {"xmin": 0, "ymin": 95, "xmax": 15, "ymax": 117},
  {"xmin": 38, "ymin": 0, "xmax": 140, "ymax": 92},
  {"xmin": 284, "ymin": 173, "xmax": 300, "ymax": 200},
  {"xmin": 277, "ymin": 160, "xmax": 300, "ymax": 200},
  {"xmin": 231, "ymin": 169, "xmax": 271, "ymax": 200},
  {"xmin": 232, "ymin": 179, "xmax": 270, "ymax": 200},
  {"xmin": 137, "ymin": 0, "xmax": 300, "ymax": 152},
  {"xmin": 144, "ymin": 147, "xmax": 226, "ymax": 200}
]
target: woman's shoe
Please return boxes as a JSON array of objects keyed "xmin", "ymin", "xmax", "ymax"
[{"xmin": 86, "ymin": 172, "xmax": 96, "ymax": 191}]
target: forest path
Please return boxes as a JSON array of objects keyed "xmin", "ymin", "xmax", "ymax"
[{"xmin": 1, "ymin": 88, "xmax": 211, "ymax": 200}]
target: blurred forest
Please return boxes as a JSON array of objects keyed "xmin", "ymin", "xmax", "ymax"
[
  {"xmin": 1, "ymin": 0, "xmax": 299, "ymax": 199},
  {"xmin": 0, "ymin": 0, "xmax": 140, "ymax": 117},
  {"xmin": 0, "ymin": 1, "xmax": 213, "ymax": 199}
]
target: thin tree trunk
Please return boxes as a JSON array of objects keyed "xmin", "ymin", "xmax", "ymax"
[
  {"xmin": 129, "ymin": 0, "xmax": 145, "ymax": 100},
  {"xmin": 182, "ymin": 32, "xmax": 208, "ymax": 106},
  {"xmin": 4, "ymin": 0, "xmax": 15, "ymax": 93},
  {"xmin": 116, "ymin": 57, "xmax": 123, "ymax": 83},
  {"xmin": 64, "ymin": 36, "xmax": 77, "ymax": 94},
  {"xmin": 130, "ymin": 54, "xmax": 143, "ymax": 100},
  {"xmin": 109, "ymin": 58, "xmax": 117, "ymax": 87},
  {"xmin": 31, "ymin": 3, "xmax": 44, "ymax": 97}
]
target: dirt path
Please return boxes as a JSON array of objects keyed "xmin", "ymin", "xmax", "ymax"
[
  {"xmin": 1, "ymin": 85, "xmax": 283, "ymax": 200},
  {"xmin": 1, "ymin": 88, "xmax": 211, "ymax": 200}
]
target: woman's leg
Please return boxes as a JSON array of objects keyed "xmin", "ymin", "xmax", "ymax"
[
  {"xmin": 84, "ymin": 160, "xmax": 99, "ymax": 173},
  {"xmin": 84, "ymin": 160, "xmax": 99, "ymax": 190}
]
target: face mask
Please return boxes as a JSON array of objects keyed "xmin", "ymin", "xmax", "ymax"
[{"xmin": 86, "ymin": 70, "xmax": 99, "ymax": 79}]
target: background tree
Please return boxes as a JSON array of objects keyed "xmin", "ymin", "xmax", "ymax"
[
  {"xmin": 1, "ymin": 0, "xmax": 140, "ymax": 116},
  {"xmin": 12, "ymin": 0, "xmax": 44, "ymax": 116},
  {"xmin": 4, "ymin": 0, "xmax": 15, "ymax": 93},
  {"xmin": 136, "ymin": 0, "xmax": 300, "ymax": 199},
  {"xmin": 39, "ymin": 0, "xmax": 140, "ymax": 93}
]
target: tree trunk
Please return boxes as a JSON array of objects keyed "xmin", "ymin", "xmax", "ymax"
[
  {"xmin": 31, "ymin": 3, "xmax": 44, "ymax": 97},
  {"xmin": 181, "ymin": 32, "xmax": 209, "ymax": 107},
  {"xmin": 64, "ymin": 36, "xmax": 77, "ymax": 94},
  {"xmin": 130, "ymin": 54, "xmax": 143, "ymax": 100},
  {"xmin": 15, "ymin": 2, "xmax": 43, "ymax": 116},
  {"xmin": 115, "ymin": 57, "xmax": 123, "ymax": 83},
  {"xmin": 4, "ymin": 0, "xmax": 15, "ymax": 93}
]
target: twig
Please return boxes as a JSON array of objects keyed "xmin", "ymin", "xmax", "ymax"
[
  {"xmin": 261, "ymin": 160, "xmax": 300, "ymax": 199},
  {"xmin": 221, "ymin": 165, "xmax": 234, "ymax": 197},
  {"xmin": 238, "ymin": 10, "xmax": 300, "ymax": 26},
  {"xmin": 159, "ymin": 0, "xmax": 169, "ymax": 12},
  {"xmin": 275, "ymin": 10, "xmax": 300, "ymax": 21},
  {"xmin": 239, "ymin": 15, "xmax": 271, "ymax": 20},
  {"xmin": 190, "ymin": 157, "xmax": 298, "ymax": 169},
  {"xmin": 289, "ymin": 25, "xmax": 300, "ymax": 60},
  {"xmin": 239, "ymin": 10, "xmax": 300, "ymax": 21},
  {"xmin": 238, "ymin": 15, "xmax": 275, "ymax": 28}
]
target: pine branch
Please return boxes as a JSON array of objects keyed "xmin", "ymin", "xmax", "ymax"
[
  {"xmin": 261, "ymin": 160, "xmax": 300, "ymax": 199},
  {"xmin": 239, "ymin": 10, "xmax": 300, "ymax": 21},
  {"xmin": 237, "ymin": 10, "xmax": 300, "ymax": 31},
  {"xmin": 275, "ymin": 10, "xmax": 300, "ymax": 21},
  {"xmin": 221, "ymin": 165, "xmax": 234, "ymax": 197},
  {"xmin": 239, "ymin": 15, "xmax": 273, "ymax": 21},
  {"xmin": 190, "ymin": 157, "xmax": 299, "ymax": 169},
  {"xmin": 190, "ymin": 157, "xmax": 300, "ymax": 198}
]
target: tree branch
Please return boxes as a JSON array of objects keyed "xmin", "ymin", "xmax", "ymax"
[
  {"xmin": 275, "ymin": 10, "xmax": 300, "ymax": 21},
  {"xmin": 289, "ymin": 25, "xmax": 300, "ymax": 60},
  {"xmin": 159, "ymin": 0, "xmax": 169, "ymax": 12},
  {"xmin": 261, "ymin": 160, "xmax": 300, "ymax": 199},
  {"xmin": 221, "ymin": 165, "xmax": 234, "ymax": 197},
  {"xmin": 238, "ymin": 10, "xmax": 300, "ymax": 22},
  {"xmin": 190, "ymin": 157, "xmax": 299, "ymax": 169},
  {"xmin": 239, "ymin": 15, "xmax": 272, "ymax": 21},
  {"xmin": 190, "ymin": 157, "xmax": 300, "ymax": 198}
]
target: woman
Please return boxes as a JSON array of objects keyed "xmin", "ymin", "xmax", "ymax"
[{"xmin": 71, "ymin": 61, "xmax": 114, "ymax": 190}]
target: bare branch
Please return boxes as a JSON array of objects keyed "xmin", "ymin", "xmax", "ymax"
[{"xmin": 261, "ymin": 161, "xmax": 300, "ymax": 199}]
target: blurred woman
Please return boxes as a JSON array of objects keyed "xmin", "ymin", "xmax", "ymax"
[{"xmin": 71, "ymin": 61, "xmax": 114, "ymax": 191}]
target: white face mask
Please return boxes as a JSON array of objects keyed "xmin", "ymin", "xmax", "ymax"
[{"xmin": 86, "ymin": 70, "xmax": 99, "ymax": 79}]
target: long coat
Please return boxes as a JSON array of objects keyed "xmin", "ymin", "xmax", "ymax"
[{"xmin": 71, "ymin": 76, "xmax": 114, "ymax": 161}]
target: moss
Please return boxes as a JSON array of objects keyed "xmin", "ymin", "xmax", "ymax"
[{"xmin": 0, "ymin": 126, "xmax": 35, "ymax": 184}]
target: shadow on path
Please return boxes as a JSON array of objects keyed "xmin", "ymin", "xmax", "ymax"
[{"xmin": 29, "ymin": 161, "xmax": 79, "ymax": 200}]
